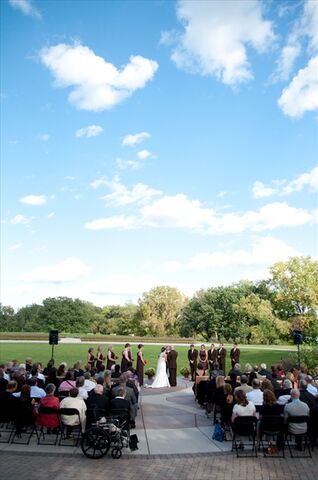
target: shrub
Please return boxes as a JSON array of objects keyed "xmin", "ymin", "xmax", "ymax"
[
  {"xmin": 180, "ymin": 367, "xmax": 190, "ymax": 377},
  {"xmin": 145, "ymin": 367, "xmax": 155, "ymax": 378}
]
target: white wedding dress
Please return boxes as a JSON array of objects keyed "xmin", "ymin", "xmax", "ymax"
[{"xmin": 149, "ymin": 352, "xmax": 170, "ymax": 388}]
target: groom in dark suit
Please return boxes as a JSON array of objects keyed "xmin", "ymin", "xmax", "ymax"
[{"xmin": 167, "ymin": 345, "xmax": 178, "ymax": 387}]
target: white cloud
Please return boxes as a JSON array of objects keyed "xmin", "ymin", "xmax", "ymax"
[
  {"xmin": 85, "ymin": 215, "xmax": 138, "ymax": 231},
  {"xmin": 48, "ymin": 212, "xmax": 55, "ymax": 218},
  {"xmin": 20, "ymin": 257, "xmax": 90, "ymax": 283},
  {"xmin": 75, "ymin": 125, "xmax": 103, "ymax": 138},
  {"xmin": 20, "ymin": 194, "xmax": 47, "ymax": 206},
  {"xmin": 116, "ymin": 158, "xmax": 141, "ymax": 170},
  {"xmin": 137, "ymin": 149, "xmax": 152, "ymax": 160},
  {"xmin": 278, "ymin": 55, "xmax": 318, "ymax": 117},
  {"xmin": 252, "ymin": 181, "xmax": 277, "ymax": 198},
  {"xmin": 164, "ymin": 0, "xmax": 275, "ymax": 85},
  {"xmin": 102, "ymin": 176, "xmax": 162, "ymax": 207},
  {"xmin": 39, "ymin": 44, "xmax": 158, "ymax": 111},
  {"xmin": 253, "ymin": 166, "xmax": 318, "ymax": 198},
  {"xmin": 37, "ymin": 133, "xmax": 50, "ymax": 141},
  {"xmin": 9, "ymin": 0, "xmax": 41, "ymax": 20},
  {"xmin": 8, "ymin": 243, "xmax": 22, "ymax": 251},
  {"xmin": 186, "ymin": 236, "xmax": 300, "ymax": 270},
  {"xmin": 10, "ymin": 214, "xmax": 33, "ymax": 225},
  {"xmin": 140, "ymin": 193, "xmax": 215, "ymax": 229},
  {"xmin": 122, "ymin": 131, "xmax": 150, "ymax": 146}
]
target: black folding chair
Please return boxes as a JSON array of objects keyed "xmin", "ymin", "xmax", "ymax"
[
  {"xmin": 259, "ymin": 415, "xmax": 285, "ymax": 457},
  {"xmin": 285, "ymin": 416, "xmax": 312, "ymax": 458},
  {"xmin": 232, "ymin": 416, "xmax": 258, "ymax": 457},
  {"xmin": 37, "ymin": 406, "xmax": 60, "ymax": 445},
  {"xmin": 59, "ymin": 408, "xmax": 82, "ymax": 446}
]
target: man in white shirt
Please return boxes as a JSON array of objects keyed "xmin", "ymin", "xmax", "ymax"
[
  {"xmin": 76, "ymin": 376, "xmax": 88, "ymax": 400},
  {"xmin": 306, "ymin": 376, "xmax": 318, "ymax": 397},
  {"xmin": 246, "ymin": 379, "xmax": 263, "ymax": 406},
  {"xmin": 83, "ymin": 372, "xmax": 96, "ymax": 392},
  {"xmin": 30, "ymin": 377, "xmax": 46, "ymax": 398}
]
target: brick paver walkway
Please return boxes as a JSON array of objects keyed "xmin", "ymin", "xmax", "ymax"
[{"xmin": 0, "ymin": 451, "xmax": 317, "ymax": 480}]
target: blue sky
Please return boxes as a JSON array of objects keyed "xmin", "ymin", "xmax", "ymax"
[{"xmin": 1, "ymin": 0, "xmax": 317, "ymax": 310}]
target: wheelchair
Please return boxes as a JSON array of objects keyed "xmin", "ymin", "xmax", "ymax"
[{"xmin": 81, "ymin": 411, "xmax": 131, "ymax": 459}]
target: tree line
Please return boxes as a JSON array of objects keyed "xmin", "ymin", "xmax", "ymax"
[{"xmin": 1, "ymin": 257, "xmax": 317, "ymax": 344}]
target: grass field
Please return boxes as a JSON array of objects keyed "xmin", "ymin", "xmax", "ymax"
[{"xmin": 0, "ymin": 343, "xmax": 295, "ymax": 374}]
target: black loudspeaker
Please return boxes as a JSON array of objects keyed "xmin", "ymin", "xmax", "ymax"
[
  {"xmin": 49, "ymin": 330, "xmax": 59, "ymax": 345},
  {"xmin": 293, "ymin": 330, "xmax": 303, "ymax": 345}
]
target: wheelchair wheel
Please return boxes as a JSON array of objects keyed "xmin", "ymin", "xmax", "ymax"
[
  {"xmin": 111, "ymin": 447, "xmax": 122, "ymax": 459},
  {"xmin": 81, "ymin": 427, "xmax": 110, "ymax": 459}
]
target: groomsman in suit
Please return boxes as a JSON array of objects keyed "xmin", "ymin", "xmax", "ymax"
[
  {"xmin": 188, "ymin": 344, "xmax": 198, "ymax": 381},
  {"xmin": 230, "ymin": 342, "xmax": 240, "ymax": 369},
  {"xmin": 208, "ymin": 344, "xmax": 218, "ymax": 373},
  {"xmin": 167, "ymin": 346, "xmax": 178, "ymax": 387},
  {"xmin": 217, "ymin": 343, "xmax": 226, "ymax": 373}
]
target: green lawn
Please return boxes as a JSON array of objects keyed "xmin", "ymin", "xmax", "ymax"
[{"xmin": 0, "ymin": 343, "xmax": 295, "ymax": 374}]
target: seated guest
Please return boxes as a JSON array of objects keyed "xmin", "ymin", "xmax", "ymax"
[
  {"xmin": 234, "ymin": 375, "xmax": 252, "ymax": 395},
  {"xmin": 270, "ymin": 371, "xmax": 282, "ymax": 391},
  {"xmin": 60, "ymin": 387, "xmax": 87, "ymax": 432},
  {"xmin": 214, "ymin": 376, "xmax": 226, "ymax": 406},
  {"xmin": 246, "ymin": 379, "xmax": 263, "ymax": 406},
  {"xmin": 76, "ymin": 376, "xmax": 88, "ymax": 400},
  {"xmin": 45, "ymin": 368, "xmax": 60, "ymax": 393},
  {"xmin": 0, "ymin": 368, "xmax": 8, "ymax": 392},
  {"xmin": 0, "ymin": 380, "xmax": 19, "ymax": 422},
  {"xmin": 231, "ymin": 390, "xmax": 256, "ymax": 448},
  {"xmin": 259, "ymin": 389, "xmax": 282, "ymax": 416},
  {"xmin": 221, "ymin": 383, "xmax": 234, "ymax": 427},
  {"xmin": 59, "ymin": 370, "xmax": 76, "ymax": 394},
  {"xmin": 259, "ymin": 363, "xmax": 271, "ymax": 378},
  {"xmin": 196, "ymin": 362, "xmax": 207, "ymax": 377},
  {"xmin": 25, "ymin": 357, "xmax": 33, "ymax": 373},
  {"xmin": 111, "ymin": 364, "xmax": 121, "ymax": 379},
  {"xmin": 228, "ymin": 363, "xmax": 241, "ymax": 377},
  {"xmin": 38, "ymin": 384, "xmax": 60, "ymax": 432},
  {"xmin": 306, "ymin": 376, "xmax": 318, "ymax": 397},
  {"xmin": 284, "ymin": 388, "xmax": 309, "ymax": 450},
  {"xmin": 299, "ymin": 379, "xmax": 317, "ymax": 409},
  {"xmin": 285, "ymin": 371, "xmax": 296, "ymax": 388},
  {"xmin": 86, "ymin": 384, "xmax": 110, "ymax": 425},
  {"xmin": 247, "ymin": 371, "xmax": 258, "ymax": 386},
  {"xmin": 83, "ymin": 372, "xmax": 96, "ymax": 392},
  {"xmin": 260, "ymin": 378, "xmax": 274, "ymax": 392},
  {"xmin": 258, "ymin": 389, "xmax": 284, "ymax": 448},
  {"xmin": 94, "ymin": 365, "xmax": 105, "ymax": 381},
  {"xmin": 57, "ymin": 363, "xmax": 67, "ymax": 378},
  {"xmin": 29, "ymin": 376, "xmax": 46, "ymax": 399},
  {"xmin": 276, "ymin": 364, "xmax": 285, "ymax": 379},
  {"xmin": 210, "ymin": 362, "xmax": 224, "ymax": 378},
  {"xmin": 110, "ymin": 387, "xmax": 130, "ymax": 413},
  {"xmin": 232, "ymin": 390, "xmax": 256, "ymax": 419},
  {"xmin": 42, "ymin": 359, "xmax": 55, "ymax": 376},
  {"xmin": 112, "ymin": 373, "xmax": 137, "ymax": 427},
  {"xmin": 15, "ymin": 384, "xmax": 37, "ymax": 434},
  {"xmin": 73, "ymin": 361, "xmax": 84, "ymax": 379},
  {"xmin": 277, "ymin": 379, "xmax": 292, "ymax": 405},
  {"xmin": 11, "ymin": 371, "xmax": 26, "ymax": 393},
  {"xmin": 30, "ymin": 363, "xmax": 46, "ymax": 387},
  {"xmin": 103, "ymin": 370, "xmax": 113, "ymax": 392},
  {"xmin": 226, "ymin": 373, "xmax": 240, "ymax": 391}
]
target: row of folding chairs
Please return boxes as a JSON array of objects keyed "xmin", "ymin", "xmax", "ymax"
[
  {"xmin": 231, "ymin": 415, "xmax": 312, "ymax": 458},
  {"xmin": 0, "ymin": 407, "xmax": 82, "ymax": 447}
]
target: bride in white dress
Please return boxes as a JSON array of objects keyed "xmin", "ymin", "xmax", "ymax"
[{"xmin": 149, "ymin": 347, "xmax": 170, "ymax": 388}]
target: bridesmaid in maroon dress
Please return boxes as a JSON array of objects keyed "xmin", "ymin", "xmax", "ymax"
[
  {"xmin": 106, "ymin": 345, "xmax": 117, "ymax": 370},
  {"xmin": 199, "ymin": 344, "xmax": 208, "ymax": 373},
  {"xmin": 121, "ymin": 343, "xmax": 133, "ymax": 372},
  {"xmin": 95, "ymin": 345, "xmax": 104, "ymax": 372},
  {"xmin": 87, "ymin": 347, "xmax": 95, "ymax": 371},
  {"xmin": 136, "ymin": 344, "xmax": 146, "ymax": 386}
]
